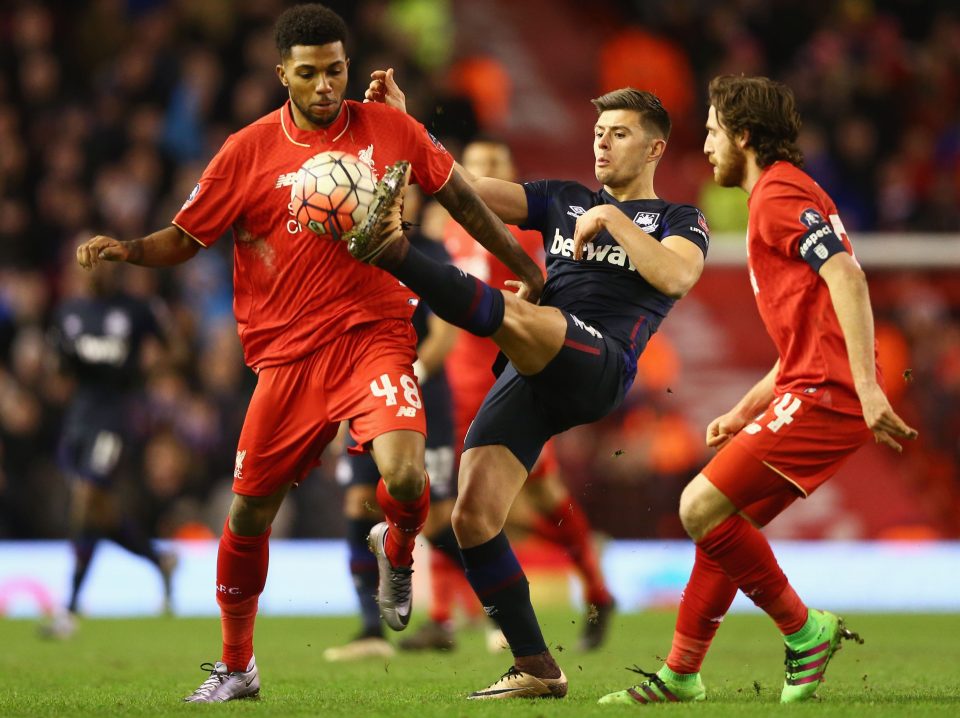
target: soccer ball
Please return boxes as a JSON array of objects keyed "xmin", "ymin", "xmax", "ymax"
[{"xmin": 291, "ymin": 151, "xmax": 377, "ymax": 238}]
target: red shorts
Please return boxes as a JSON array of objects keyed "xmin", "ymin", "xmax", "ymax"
[
  {"xmin": 233, "ymin": 319, "xmax": 424, "ymax": 496},
  {"xmin": 703, "ymin": 392, "xmax": 871, "ymax": 523}
]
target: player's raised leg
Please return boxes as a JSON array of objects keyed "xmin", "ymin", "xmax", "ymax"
[{"xmin": 455, "ymin": 446, "xmax": 567, "ymax": 700}]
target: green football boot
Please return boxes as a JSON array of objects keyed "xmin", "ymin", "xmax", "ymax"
[
  {"xmin": 781, "ymin": 609, "xmax": 863, "ymax": 703},
  {"xmin": 598, "ymin": 665, "xmax": 706, "ymax": 705}
]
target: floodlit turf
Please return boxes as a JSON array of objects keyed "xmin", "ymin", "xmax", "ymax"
[{"xmin": 3, "ymin": 611, "xmax": 959, "ymax": 716}]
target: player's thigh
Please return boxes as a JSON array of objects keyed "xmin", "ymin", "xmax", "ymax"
[
  {"xmin": 464, "ymin": 364, "xmax": 554, "ymax": 472},
  {"xmin": 234, "ymin": 359, "xmax": 341, "ymax": 497},
  {"xmin": 495, "ymin": 295, "xmax": 567, "ymax": 375},
  {"xmin": 712, "ymin": 394, "xmax": 872, "ymax": 500},
  {"xmin": 338, "ymin": 322, "xmax": 425, "ymax": 451},
  {"xmin": 526, "ymin": 311, "xmax": 628, "ymax": 428}
]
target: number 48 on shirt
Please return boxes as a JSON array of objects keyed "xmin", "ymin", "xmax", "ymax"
[{"xmin": 370, "ymin": 373, "xmax": 422, "ymax": 415}]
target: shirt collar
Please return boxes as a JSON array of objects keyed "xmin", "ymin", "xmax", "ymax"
[{"xmin": 280, "ymin": 99, "xmax": 351, "ymax": 148}]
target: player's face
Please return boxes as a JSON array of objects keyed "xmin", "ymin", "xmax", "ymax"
[
  {"xmin": 593, "ymin": 110, "xmax": 658, "ymax": 188},
  {"xmin": 462, "ymin": 142, "xmax": 515, "ymax": 182},
  {"xmin": 278, "ymin": 42, "xmax": 349, "ymax": 127},
  {"xmin": 704, "ymin": 105, "xmax": 746, "ymax": 188}
]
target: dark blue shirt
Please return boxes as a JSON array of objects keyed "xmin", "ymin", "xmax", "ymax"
[
  {"xmin": 522, "ymin": 180, "xmax": 709, "ymax": 360},
  {"xmin": 52, "ymin": 294, "xmax": 162, "ymax": 431}
]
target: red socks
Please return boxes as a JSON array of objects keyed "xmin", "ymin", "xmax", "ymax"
[
  {"xmin": 216, "ymin": 519, "xmax": 270, "ymax": 672},
  {"xmin": 696, "ymin": 515, "xmax": 808, "ymax": 635},
  {"xmin": 376, "ymin": 477, "xmax": 430, "ymax": 567},
  {"xmin": 666, "ymin": 547, "xmax": 738, "ymax": 674},
  {"xmin": 533, "ymin": 498, "xmax": 612, "ymax": 606}
]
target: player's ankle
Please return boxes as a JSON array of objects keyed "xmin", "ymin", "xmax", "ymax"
[{"xmin": 514, "ymin": 650, "xmax": 561, "ymax": 679}]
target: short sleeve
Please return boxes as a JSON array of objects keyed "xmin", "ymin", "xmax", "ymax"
[
  {"xmin": 756, "ymin": 179, "xmax": 848, "ymax": 271},
  {"xmin": 519, "ymin": 180, "xmax": 551, "ymax": 232},
  {"xmin": 399, "ymin": 112, "xmax": 455, "ymax": 195},
  {"xmin": 173, "ymin": 134, "xmax": 247, "ymax": 246},
  {"xmin": 662, "ymin": 204, "xmax": 710, "ymax": 257}
]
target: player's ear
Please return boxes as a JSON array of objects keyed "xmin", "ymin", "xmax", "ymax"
[
  {"xmin": 276, "ymin": 63, "xmax": 289, "ymax": 87},
  {"xmin": 649, "ymin": 137, "xmax": 667, "ymax": 162},
  {"xmin": 736, "ymin": 129, "xmax": 750, "ymax": 151}
]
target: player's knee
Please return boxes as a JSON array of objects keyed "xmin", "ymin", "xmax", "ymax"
[
  {"xmin": 678, "ymin": 484, "xmax": 710, "ymax": 541},
  {"xmin": 380, "ymin": 459, "xmax": 425, "ymax": 501},
  {"xmin": 451, "ymin": 498, "xmax": 488, "ymax": 545}
]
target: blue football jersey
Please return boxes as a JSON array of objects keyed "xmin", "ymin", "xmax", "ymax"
[{"xmin": 521, "ymin": 180, "xmax": 709, "ymax": 359}]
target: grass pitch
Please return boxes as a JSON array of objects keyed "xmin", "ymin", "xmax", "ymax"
[{"xmin": 2, "ymin": 611, "xmax": 958, "ymax": 717}]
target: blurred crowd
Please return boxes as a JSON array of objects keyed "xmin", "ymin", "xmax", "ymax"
[{"xmin": 0, "ymin": 1, "xmax": 958, "ymax": 542}]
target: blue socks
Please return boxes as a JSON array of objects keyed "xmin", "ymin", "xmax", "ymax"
[
  {"xmin": 461, "ymin": 531, "xmax": 547, "ymax": 657},
  {"xmin": 394, "ymin": 245, "xmax": 505, "ymax": 337}
]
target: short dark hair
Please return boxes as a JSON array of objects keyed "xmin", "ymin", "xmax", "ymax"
[
  {"xmin": 275, "ymin": 4, "xmax": 349, "ymax": 59},
  {"xmin": 708, "ymin": 75, "xmax": 803, "ymax": 168},
  {"xmin": 591, "ymin": 88, "xmax": 671, "ymax": 140}
]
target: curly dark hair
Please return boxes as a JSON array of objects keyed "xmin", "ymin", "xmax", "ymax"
[
  {"xmin": 591, "ymin": 88, "xmax": 671, "ymax": 140},
  {"xmin": 274, "ymin": 4, "xmax": 349, "ymax": 59},
  {"xmin": 708, "ymin": 75, "xmax": 803, "ymax": 169}
]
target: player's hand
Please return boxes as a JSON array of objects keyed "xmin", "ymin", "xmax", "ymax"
[
  {"xmin": 706, "ymin": 410, "xmax": 750, "ymax": 450},
  {"xmin": 365, "ymin": 68, "xmax": 407, "ymax": 114},
  {"xmin": 858, "ymin": 383, "xmax": 918, "ymax": 452},
  {"xmin": 572, "ymin": 206, "xmax": 609, "ymax": 260},
  {"xmin": 76, "ymin": 235, "xmax": 129, "ymax": 269},
  {"xmin": 504, "ymin": 278, "xmax": 538, "ymax": 303}
]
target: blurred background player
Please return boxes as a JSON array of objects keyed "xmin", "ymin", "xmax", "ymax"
[
  {"xmin": 40, "ymin": 260, "xmax": 176, "ymax": 639},
  {"xmin": 600, "ymin": 75, "xmax": 918, "ymax": 706},
  {"xmin": 324, "ymin": 191, "xmax": 462, "ymax": 662},
  {"xmin": 398, "ymin": 138, "xmax": 615, "ymax": 654}
]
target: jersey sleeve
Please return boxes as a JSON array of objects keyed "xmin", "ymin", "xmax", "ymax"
[
  {"xmin": 662, "ymin": 204, "xmax": 710, "ymax": 257},
  {"xmin": 172, "ymin": 134, "xmax": 248, "ymax": 246},
  {"xmin": 398, "ymin": 112, "xmax": 455, "ymax": 195},
  {"xmin": 519, "ymin": 180, "xmax": 552, "ymax": 233},
  {"xmin": 755, "ymin": 178, "xmax": 848, "ymax": 272}
]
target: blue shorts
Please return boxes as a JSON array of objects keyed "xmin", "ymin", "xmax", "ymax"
[
  {"xmin": 58, "ymin": 425, "xmax": 125, "ymax": 487},
  {"xmin": 463, "ymin": 311, "xmax": 639, "ymax": 471}
]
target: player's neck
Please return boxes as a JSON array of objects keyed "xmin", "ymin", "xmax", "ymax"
[
  {"xmin": 742, "ymin": 156, "xmax": 764, "ymax": 195},
  {"xmin": 603, "ymin": 176, "xmax": 657, "ymax": 202},
  {"xmin": 289, "ymin": 101, "xmax": 343, "ymax": 131}
]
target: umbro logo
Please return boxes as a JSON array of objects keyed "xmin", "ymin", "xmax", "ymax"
[{"xmin": 566, "ymin": 205, "xmax": 586, "ymax": 219}]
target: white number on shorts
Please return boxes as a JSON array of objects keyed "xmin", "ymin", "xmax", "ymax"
[
  {"xmin": 766, "ymin": 393, "xmax": 801, "ymax": 433},
  {"xmin": 370, "ymin": 374, "xmax": 399, "ymax": 406},
  {"xmin": 370, "ymin": 373, "xmax": 422, "ymax": 409},
  {"xmin": 400, "ymin": 374, "xmax": 422, "ymax": 409}
]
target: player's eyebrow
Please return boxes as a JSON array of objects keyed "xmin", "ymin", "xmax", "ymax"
[{"xmin": 594, "ymin": 124, "xmax": 632, "ymax": 133}]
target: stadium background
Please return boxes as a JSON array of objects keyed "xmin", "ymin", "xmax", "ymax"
[{"xmin": 0, "ymin": 0, "xmax": 958, "ymax": 620}]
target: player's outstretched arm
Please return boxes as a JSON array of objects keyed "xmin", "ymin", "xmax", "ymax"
[
  {"xmin": 366, "ymin": 68, "xmax": 530, "ymax": 225},
  {"xmin": 706, "ymin": 361, "xmax": 779, "ymax": 449},
  {"xmin": 573, "ymin": 205, "xmax": 704, "ymax": 298},
  {"xmin": 819, "ymin": 253, "xmax": 918, "ymax": 451},
  {"xmin": 433, "ymin": 171, "xmax": 544, "ymax": 302},
  {"xmin": 76, "ymin": 225, "xmax": 200, "ymax": 270}
]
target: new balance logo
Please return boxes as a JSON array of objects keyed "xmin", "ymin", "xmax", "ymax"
[
  {"xmin": 396, "ymin": 406, "xmax": 417, "ymax": 418},
  {"xmin": 275, "ymin": 172, "xmax": 298, "ymax": 189}
]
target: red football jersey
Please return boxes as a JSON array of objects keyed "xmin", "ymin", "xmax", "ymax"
[
  {"xmin": 173, "ymin": 100, "xmax": 454, "ymax": 370},
  {"xmin": 747, "ymin": 161, "xmax": 881, "ymax": 411},
  {"xmin": 443, "ymin": 220, "xmax": 545, "ymax": 398}
]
